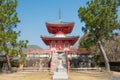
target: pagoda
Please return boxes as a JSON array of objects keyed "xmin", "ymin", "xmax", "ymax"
[
  {"xmin": 41, "ymin": 15, "xmax": 79, "ymax": 72},
  {"xmin": 41, "ymin": 22, "xmax": 79, "ymax": 51}
]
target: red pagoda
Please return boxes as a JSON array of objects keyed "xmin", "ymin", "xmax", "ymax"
[{"xmin": 41, "ymin": 20, "xmax": 79, "ymax": 72}]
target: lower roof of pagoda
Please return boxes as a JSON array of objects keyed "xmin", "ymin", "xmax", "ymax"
[
  {"xmin": 46, "ymin": 22, "xmax": 74, "ymax": 34},
  {"xmin": 41, "ymin": 36, "xmax": 79, "ymax": 45}
]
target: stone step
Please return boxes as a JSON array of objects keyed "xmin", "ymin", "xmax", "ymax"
[{"xmin": 53, "ymin": 72, "xmax": 68, "ymax": 80}]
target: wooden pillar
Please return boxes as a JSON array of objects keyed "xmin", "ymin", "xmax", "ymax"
[
  {"xmin": 50, "ymin": 61, "xmax": 53, "ymax": 72},
  {"xmin": 66, "ymin": 51, "xmax": 70, "ymax": 72},
  {"xmin": 68, "ymin": 61, "xmax": 70, "ymax": 72},
  {"xmin": 50, "ymin": 51, "xmax": 54, "ymax": 72}
]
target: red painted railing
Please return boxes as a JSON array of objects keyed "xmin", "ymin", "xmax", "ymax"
[
  {"xmin": 28, "ymin": 49, "xmax": 51, "ymax": 54},
  {"xmin": 28, "ymin": 48, "xmax": 91, "ymax": 54}
]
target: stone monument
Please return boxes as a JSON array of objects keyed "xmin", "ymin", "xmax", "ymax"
[
  {"xmin": 57, "ymin": 59, "xmax": 64, "ymax": 72},
  {"xmin": 52, "ymin": 52, "xmax": 68, "ymax": 80}
]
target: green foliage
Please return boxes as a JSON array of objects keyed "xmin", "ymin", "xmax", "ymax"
[
  {"xmin": 0, "ymin": 0, "xmax": 28, "ymax": 56},
  {"xmin": 78, "ymin": 0, "xmax": 120, "ymax": 71},
  {"xmin": 79, "ymin": 33, "xmax": 96, "ymax": 49},
  {"xmin": 18, "ymin": 40, "xmax": 29, "ymax": 48},
  {"xmin": 0, "ymin": 0, "xmax": 20, "ymax": 55},
  {"xmin": 0, "ymin": 0, "xmax": 29, "ymax": 68},
  {"xmin": 11, "ymin": 60, "xmax": 19, "ymax": 67},
  {"xmin": 18, "ymin": 40, "xmax": 28, "ymax": 64},
  {"xmin": 19, "ymin": 54, "xmax": 26, "ymax": 64},
  {"xmin": 0, "ymin": 0, "xmax": 29, "ymax": 70},
  {"xmin": 78, "ymin": 0, "xmax": 120, "ymax": 48}
]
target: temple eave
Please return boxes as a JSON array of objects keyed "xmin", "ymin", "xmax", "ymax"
[
  {"xmin": 46, "ymin": 22, "xmax": 74, "ymax": 34},
  {"xmin": 46, "ymin": 22, "xmax": 74, "ymax": 25},
  {"xmin": 41, "ymin": 36, "xmax": 79, "ymax": 45}
]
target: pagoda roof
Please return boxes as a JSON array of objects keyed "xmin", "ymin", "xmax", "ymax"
[
  {"xmin": 46, "ymin": 21, "xmax": 74, "ymax": 34},
  {"xmin": 41, "ymin": 36, "xmax": 79, "ymax": 45},
  {"xmin": 46, "ymin": 21, "xmax": 74, "ymax": 24}
]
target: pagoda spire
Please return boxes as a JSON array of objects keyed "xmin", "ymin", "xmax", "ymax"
[{"xmin": 59, "ymin": 8, "xmax": 62, "ymax": 22}]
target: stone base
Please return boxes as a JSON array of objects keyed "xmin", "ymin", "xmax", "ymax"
[{"xmin": 53, "ymin": 72, "xmax": 68, "ymax": 80}]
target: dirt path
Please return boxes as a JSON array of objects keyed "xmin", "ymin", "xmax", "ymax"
[
  {"xmin": 0, "ymin": 72, "xmax": 52, "ymax": 80},
  {"xmin": 0, "ymin": 71, "xmax": 119, "ymax": 80},
  {"xmin": 69, "ymin": 71, "xmax": 120, "ymax": 80}
]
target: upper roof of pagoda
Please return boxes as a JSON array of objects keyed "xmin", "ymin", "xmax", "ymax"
[{"xmin": 46, "ymin": 21, "xmax": 74, "ymax": 34}]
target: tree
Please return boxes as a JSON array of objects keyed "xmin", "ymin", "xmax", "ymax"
[
  {"xmin": 0, "ymin": 0, "xmax": 28, "ymax": 71},
  {"xmin": 78, "ymin": 0, "xmax": 120, "ymax": 71},
  {"xmin": 18, "ymin": 40, "xmax": 28, "ymax": 70},
  {"xmin": 97, "ymin": 35, "xmax": 120, "ymax": 62}
]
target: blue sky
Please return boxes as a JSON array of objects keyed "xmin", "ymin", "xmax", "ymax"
[
  {"xmin": 17, "ymin": 0, "xmax": 88, "ymax": 49},
  {"xmin": 17, "ymin": 0, "xmax": 120, "ymax": 49}
]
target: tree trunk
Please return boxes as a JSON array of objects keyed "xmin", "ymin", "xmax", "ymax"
[
  {"xmin": 19, "ymin": 64, "xmax": 24, "ymax": 70},
  {"xmin": 5, "ymin": 54, "xmax": 12, "ymax": 71},
  {"xmin": 19, "ymin": 48, "xmax": 23, "ymax": 56},
  {"xmin": 19, "ymin": 48, "xmax": 24, "ymax": 70},
  {"xmin": 98, "ymin": 41, "xmax": 110, "ymax": 72}
]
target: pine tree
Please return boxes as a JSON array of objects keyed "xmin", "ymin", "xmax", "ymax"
[
  {"xmin": 78, "ymin": 0, "xmax": 120, "ymax": 71},
  {"xmin": 0, "ymin": 0, "xmax": 28, "ymax": 71}
]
